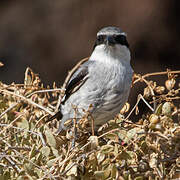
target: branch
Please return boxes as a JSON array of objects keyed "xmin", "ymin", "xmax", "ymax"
[{"xmin": 0, "ymin": 89, "xmax": 53, "ymax": 116}]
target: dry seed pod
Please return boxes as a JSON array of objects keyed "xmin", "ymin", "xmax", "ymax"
[
  {"xmin": 162, "ymin": 102, "xmax": 172, "ymax": 116},
  {"xmin": 149, "ymin": 114, "xmax": 159, "ymax": 124},
  {"xmin": 149, "ymin": 80, "xmax": 157, "ymax": 89},
  {"xmin": 165, "ymin": 79, "xmax": 176, "ymax": 90},
  {"xmin": 174, "ymin": 89, "xmax": 179, "ymax": 95},
  {"xmin": 138, "ymin": 160, "xmax": 149, "ymax": 172},
  {"xmin": 176, "ymin": 157, "xmax": 180, "ymax": 168},
  {"xmin": 120, "ymin": 102, "xmax": 130, "ymax": 114},
  {"xmin": 155, "ymin": 103, "xmax": 163, "ymax": 115},
  {"xmin": 155, "ymin": 86, "xmax": 165, "ymax": 94},
  {"xmin": 144, "ymin": 87, "xmax": 151, "ymax": 99},
  {"xmin": 154, "ymin": 123, "xmax": 162, "ymax": 131},
  {"xmin": 66, "ymin": 129, "xmax": 73, "ymax": 140},
  {"xmin": 149, "ymin": 122, "xmax": 162, "ymax": 131},
  {"xmin": 149, "ymin": 123, "xmax": 156, "ymax": 130}
]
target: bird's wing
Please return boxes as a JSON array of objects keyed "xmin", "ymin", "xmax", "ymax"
[
  {"xmin": 62, "ymin": 60, "xmax": 93, "ymax": 104},
  {"xmin": 46, "ymin": 60, "xmax": 93, "ymax": 123}
]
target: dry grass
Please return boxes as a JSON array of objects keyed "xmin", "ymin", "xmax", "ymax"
[{"xmin": 0, "ymin": 61, "xmax": 180, "ymax": 179}]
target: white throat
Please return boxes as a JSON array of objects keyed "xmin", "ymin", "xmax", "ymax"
[{"xmin": 89, "ymin": 44, "xmax": 131, "ymax": 64}]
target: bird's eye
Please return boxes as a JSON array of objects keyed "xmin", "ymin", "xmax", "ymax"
[
  {"xmin": 115, "ymin": 35, "xmax": 129, "ymax": 47},
  {"xmin": 97, "ymin": 35, "xmax": 105, "ymax": 44},
  {"xmin": 93, "ymin": 35, "xmax": 106, "ymax": 50}
]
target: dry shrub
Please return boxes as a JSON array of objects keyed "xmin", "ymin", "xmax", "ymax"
[{"xmin": 0, "ymin": 61, "xmax": 180, "ymax": 179}]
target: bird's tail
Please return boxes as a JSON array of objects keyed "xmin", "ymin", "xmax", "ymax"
[{"xmin": 46, "ymin": 111, "xmax": 63, "ymax": 123}]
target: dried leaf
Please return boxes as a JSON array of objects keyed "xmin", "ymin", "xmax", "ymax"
[
  {"xmin": 16, "ymin": 118, "xmax": 29, "ymax": 130},
  {"xmin": 47, "ymin": 158, "xmax": 56, "ymax": 167},
  {"xmin": 162, "ymin": 102, "xmax": 172, "ymax": 115},
  {"xmin": 51, "ymin": 147, "xmax": 59, "ymax": 157},
  {"xmin": 40, "ymin": 146, "xmax": 50, "ymax": 157},
  {"xmin": 101, "ymin": 145, "xmax": 114, "ymax": 154},
  {"xmin": 155, "ymin": 103, "xmax": 163, "ymax": 115},
  {"xmin": 97, "ymin": 152, "xmax": 105, "ymax": 164},
  {"xmin": 66, "ymin": 164, "xmax": 78, "ymax": 176},
  {"xmin": 29, "ymin": 144, "xmax": 37, "ymax": 159},
  {"xmin": 88, "ymin": 135, "xmax": 99, "ymax": 149},
  {"xmin": 149, "ymin": 153, "xmax": 158, "ymax": 168},
  {"xmin": 45, "ymin": 127, "xmax": 56, "ymax": 148},
  {"xmin": 94, "ymin": 171, "xmax": 105, "ymax": 178}
]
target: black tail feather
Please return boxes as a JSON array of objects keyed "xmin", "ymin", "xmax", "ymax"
[{"xmin": 46, "ymin": 111, "xmax": 63, "ymax": 123}]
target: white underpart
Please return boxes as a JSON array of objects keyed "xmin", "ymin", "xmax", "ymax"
[{"xmin": 90, "ymin": 43, "xmax": 131, "ymax": 64}]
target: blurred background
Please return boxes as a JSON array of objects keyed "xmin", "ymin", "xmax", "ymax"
[{"xmin": 0, "ymin": 0, "xmax": 179, "ymax": 117}]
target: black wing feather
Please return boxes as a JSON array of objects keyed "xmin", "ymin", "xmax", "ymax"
[{"xmin": 61, "ymin": 61, "xmax": 92, "ymax": 104}]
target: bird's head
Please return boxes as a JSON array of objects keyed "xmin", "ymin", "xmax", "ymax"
[{"xmin": 92, "ymin": 26, "xmax": 130, "ymax": 62}]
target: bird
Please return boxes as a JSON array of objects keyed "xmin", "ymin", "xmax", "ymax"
[{"xmin": 49, "ymin": 26, "xmax": 133, "ymax": 133}]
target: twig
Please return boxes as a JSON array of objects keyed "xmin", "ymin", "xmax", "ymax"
[
  {"xmin": 8, "ymin": 146, "xmax": 39, "ymax": 152},
  {"xmin": 2, "ymin": 139, "xmax": 43, "ymax": 170},
  {"xmin": 164, "ymin": 97, "xmax": 180, "ymax": 101},
  {"xmin": 41, "ymin": 142, "xmax": 73, "ymax": 178},
  {"xmin": 0, "ymin": 89, "xmax": 53, "ymax": 115},
  {"xmin": 62, "ymin": 162, "xmax": 77, "ymax": 176},
  {"xmin": 40, "ymin": 166, "xmax": 56, "ymax": 180},
  {"xmin": 0, "ymin": 88, "xmax": 62, "ymax": 119},
  {"xmin": 86, "ymin": 104, "xmax": 95, "ymax": 136},
  {"xmin": 125, "ymin": 94, "xmax": 154, "ymax": 120},
  {"xmin": 133, "ymin": 70, "xmax": 180, "ymax": 85},
  {"xmin": 137, "ymin": 132, "xmax": 169, "ymax": 140},
  {"xmin": 91, "ymin": 115, "xmax": 95, "ymax": 136},
  {"xmin": 34, "ymin": 114, "xmax": 49, "ymax": 128},
  {"xmin": 0, "ymin": 103, "xmax": 18, "ymax": 119},
  {"xmin": 98, "ymin": 128, "xmax": 121, "ymax": 139},
  {"xmin": 72, "ymin": 106, "xmax": 78, "ymax": 148},
  {"xmin": 60, "ymin": 142, "xmax": 72, "ymax": 173},
  {"xmin": 0, "ymin": 123, "xmax": 46, "ymax": 146},
  {"xmin": 4, "ymin": 155, "xmax": 21, "ymax": 173},
  {"xmin": 28, "ymin": 88, "xmax": 62, "ymax": 96},
  {"xmin": 0, "ymin": 114, "xmax": 24, "ymax": 135}
]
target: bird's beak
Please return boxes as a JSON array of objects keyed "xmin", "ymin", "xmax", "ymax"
[{"xmin": 106, "ymin": 36, "xmax": 115, "ymax": 46}]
